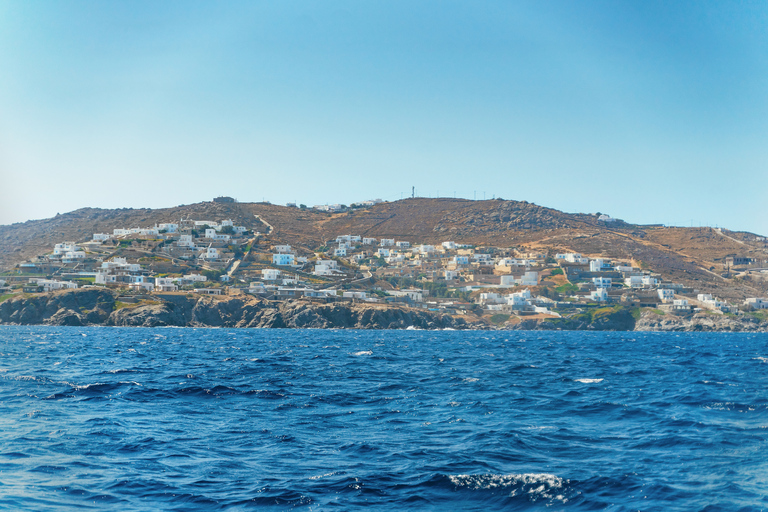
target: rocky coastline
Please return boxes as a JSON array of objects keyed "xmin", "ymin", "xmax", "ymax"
[{"xmin": 1, "ymin": 289, "xmax": 767, "ymax": 332}]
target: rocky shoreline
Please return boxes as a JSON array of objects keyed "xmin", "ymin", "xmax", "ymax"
[{"xmin": 1, "ymin": 289, "xmax": 767, "ymax": 332}]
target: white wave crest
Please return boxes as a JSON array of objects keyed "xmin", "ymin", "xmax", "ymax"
[
  {"xmin": 574, "ymin": 378, "xmax": 603, "ymax": 383},
  {"xmin": 448, "ymin": 473, "xmax": 566, "ymax": 497},
  {"xmin": 753, "ymin": 357, "xmax": 768, "ymax": 363},
  {"xmin": 352, "ymin": 350, "xmax": 372, "ymax": 356}
]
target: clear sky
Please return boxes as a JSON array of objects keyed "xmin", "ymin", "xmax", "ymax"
[{"xmin": 1, "ymin": 1, "xmax": 766, "ymax": 233}]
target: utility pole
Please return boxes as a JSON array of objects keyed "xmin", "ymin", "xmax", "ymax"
[{"xmin": 412, "ymin": 186, "xmax": 415, "ymax": 198}]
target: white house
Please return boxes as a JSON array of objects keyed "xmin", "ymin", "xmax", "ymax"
[
  {"xmin": 155, "ymin": 277, "xmax": 178, "ymax": 292},
  {"xmin": 479, "ymin": 292, "xmax": 505, "ymax": 304},
  {"xmin": 745, "ymin": 298, "xmax": 768, "ymax": 309},
  {"xmin": 342, "ymin": 291, "xmax": 367, "ymax": 300},
  {"xmin": 272, "ymin": 245, "xmax": 292, "ymax": 253},
  {"xmin": 314, "ymin": 259, "xmax": 341, "ymax": 276},
  {"xmin": 334, "ymin": 247, "xmax": 347, "ymax": 257},
  {"xmin": 418, "ymin": 245, "xmax": 436, "ymax": 255},
  {"xmin": 673, "ymin": 299, "xmax": 690, "ymax": 309},
  {"xmin": 262, "ymin": 269, "xmax": 282, "ymax": 281},
  {"xmin": 500, "ymin": 271, "xmax": 538, "ymax": 287},
  {"xmin": 442, "ymin": 241, "xmax": 457, "ymax": 250},
  {"xmin": 657, "ymin": 289, "xmax": 675, "ymax": 303},
  {"xmin": 380, "ymin": 239, "xmax": 395, "ymax": 247},
  {"xmin": 376, "ymin": 248, "xmax": 391, "ymax": 258},
  {"xmin": 92, "ymin": 233, "xmax": 112, "ymax": 242},
  {"xmin": 52, "ymin": 243, "xmax": 78, "ymax": 256},
  {"xmin": 272, "ymin": 253, "xmax": 295, "ymax": 266},
  {"xmin": 396, "ymin": 241, "xmax": 411, "ymax": 249},
  {"xmin": 453, "ymin": 256, "xmax": 470, "ymax": 265},
  {"xmin": 443, "ymin": 270, "xmax": 458, "ymax": 280},
  {"xmin": 158, "ymin": 223, "xmax": 178, "ymax": 233},
  {"xmin": 592, "ymin": 277, "xmax": 612, "ymax": 288},
  {"xmin": 177, "ymin": 235, "xmax": 195, "ymax": 248},
  {"xmin": 37, "ymin": 279, "xmax": 78, "ymax": 292},
  {"xmin": 507, "ymin": 289, "xmax": 532, "ymax": 306},
  {"xmin": 518, "ymin": 271, "xmax": 539, "ymax": 286},
  {"xmin": 556, "ymin": 253, "xmax": 589, "ymax": 264},
  {"xmin": 362, "ymin": 237, "xmax": 377, "ymax": 245},
  {"xmin": 590, "ymin": 288, "xmax": 609, "ymax": 302},
  {"xmin": 390, "ymin": 289, "xmax": 424, "ymax": 302},
  {"xmin": 205, "ymin": 229, "xmax": 231, "ymax": 241},
  {"xmin": 201, "ymin": 247, "xmax": 220, "ymax": 260}
]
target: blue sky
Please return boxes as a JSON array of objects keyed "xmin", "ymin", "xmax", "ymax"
[{"xmin": 1, "ymin": 1, "xmax": 766, "ymax": 233}]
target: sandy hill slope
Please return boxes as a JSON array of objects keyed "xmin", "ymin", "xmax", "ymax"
[{"xmin": 2, "ymin": 198, "xmax": 767, "ymax": 300}]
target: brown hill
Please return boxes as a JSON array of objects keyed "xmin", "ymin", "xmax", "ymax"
[{"xmin": 2, "ymin": 198, "xmax": 767, "ymax": 300}]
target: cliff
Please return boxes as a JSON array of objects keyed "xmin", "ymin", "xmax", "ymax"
[
  {"xmin": 0, "ymin": 289, "xmax": 474, "ymax": 330},
  {"xmin": 2, "ymin": 290, "xmax": 767, "ymax": 331}
]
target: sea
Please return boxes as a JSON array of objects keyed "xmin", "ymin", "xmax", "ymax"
[{"xmin": 1, "ymin": 326, "xmax": 766, "ymax": 511}]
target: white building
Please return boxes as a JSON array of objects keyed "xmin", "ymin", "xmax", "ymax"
[
  {"xmin": 155, "ymin": 277, "xmax": 178, "ymax": 292},
  {"xmin": 556, "ymin": 253, "xmax": 589, "ymax": 264},
  {"xmin": 592, "ymin": 277, "xmax": 612, "ymax": 288},
  {"xmin": 376, "ymin": 248, "xmax": 391, "ymax": 258},
  {"xmin": 362, "ymin": 237, "xmax": 377, "ymax": 245},
  {"xmin": 479, "ymin": 292, "xmax": 505, "ymax": 304},
  {"xmin": 500, "ymin": 271, "xmax": 539, "ymax": 287},
  {"xmin": 177, "ymin": 235, "xmax": 195, "ymax": 248},
  {"xmin": 453, "ymin": 255, "xmax": 470, "ymax": 265},
  {"xmin": 201, "ymin": 247, "xmax": 220, "ymax": 260},
  {"xmin": 158, "ymin": 223, "xmax": 178, "ymax": 233},
  {"xmin": 442, "ymin": 241, "xmax": 457, "ymax": 250},
  {"xmin": 205, "ymin": 229, "xmax": 231, "ymax": 241},
  {"xmin": 443, "ymin": 270, "xmax": 458, "ymax": 280},
  {"xmin": 37, "ymin": 279, "xmax": 78, "ymax": 292},
  {"xmin": 92, "ymin": 233, "xmax": 112, "ymax": 242},
  {"xmin": 590, "ymin": 288, "xmax": 609, "ymax": 302},
  {"xmin": 396, "ymin": 241, "xmax": 411, "ymax": 249},
  {"xmin": 658, "ymin": 289, "xmax": 675, "ymax": 303},
  {"xmin": 507, "ymin": 289, "xmax": 532, "ymax": 306},
  {"xmin": 745, "ymin": 298, "xmax": 768, "ymax": 309},
  {"xmin": 52, "ymin": 243, "xmax": 78, "ymax": 256},
  {"xmin": 390, "ymin": 289, "xmax": 424, "ymax": 302},
  {"xmin": 314, "ymin": 259, "xmax": 341, "ymax": 276},
  {"xmin": 272, "ymin": 253, "xmax": 295, "ymax": 266},
  {"xmin": 342, "ymin": 291, "xmax": 367, "ymax": 300},
  {"xmin": 272, "ymin": 245, "xmax": 292, "ymax": 253},
  {"xmin": 262, "ymin": 269, "xmax": 282, "ymax": 281},
  {"xmin": 380, "ymin": 239, "xmax": 395, "ymax": 247},
  {"xmin": 334, "ymin": 247, "xmax": 348, "ymax": 257}
]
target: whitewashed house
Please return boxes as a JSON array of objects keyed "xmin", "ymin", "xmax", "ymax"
[
  {"xmin": 745, "ymin": 298, "xmax": 768, "ymax": 309},
  {"xmin": 262, "ymin": 269, "xmax": 282, "ymax": 281},
  {"xmin": 37, "ymin": 279, "xmax": 78, "ymax": 292},
  {"xmin": 272, "ymin": 253, "xmax": 295, "ymax": 266},
  {"xmin": 592, "ymin": 277, "xmax": 612, "ymax": 288},
  {"xmin": 657, "ymin": 289, "xmax": 675, "ymax": 303}
]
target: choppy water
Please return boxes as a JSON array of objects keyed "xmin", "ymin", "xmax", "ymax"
[{"xmin": 1, "ymin": 327, "xmax": 767, "ymax": 511}]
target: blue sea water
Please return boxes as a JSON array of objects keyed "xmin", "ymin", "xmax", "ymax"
[{"xmin": 0, "ymin": 327, "xmax": 767, "ymax": 511}]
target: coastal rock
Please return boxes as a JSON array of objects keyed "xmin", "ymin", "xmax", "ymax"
[
  {"xmin": 46, "ymin": 308, "xmax": 84, "ymax": 326},
  {"xmin": 635, "ymin": 311, "xmax": 765, "ymax": 332}
]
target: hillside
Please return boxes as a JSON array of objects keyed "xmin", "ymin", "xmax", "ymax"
[{"xmin": 2, "ymin": 198, "xmax": 767, "ymax": 300}]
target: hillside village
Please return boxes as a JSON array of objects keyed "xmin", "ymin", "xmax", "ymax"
[{"xmin": 3, "ymin": 197, "xmax": 768, "ymax": 328}]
